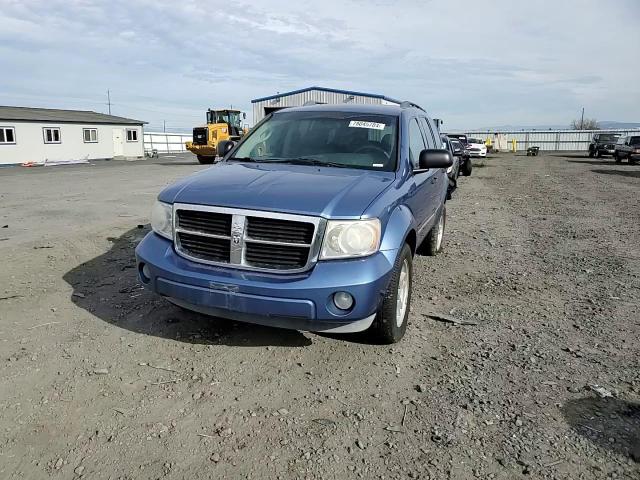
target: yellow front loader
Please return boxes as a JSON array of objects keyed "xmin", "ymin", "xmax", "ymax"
[{"xmin": 186, "ymin": 109, "xmax": 247, "ymax": 164}]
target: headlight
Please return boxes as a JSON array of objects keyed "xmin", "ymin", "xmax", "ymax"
[
  {"xmin": 320, "ymin": 219, "xmax": 381, "ymax": 260},
  {"xmin": 151, "ymin": 201, "xmax": 173, "ymax": 240}
]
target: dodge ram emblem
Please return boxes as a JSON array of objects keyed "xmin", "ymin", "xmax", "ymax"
[{"xmin": 232, "ymin": 234, "xmax": 241, "ymax": 244}]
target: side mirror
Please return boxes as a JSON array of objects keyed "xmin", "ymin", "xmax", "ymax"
[
  {"xmin": 217, "ymin": 139, "xmax": 236, "ymax": 157},
  {"xmin": 417, "ymin": 149, "xmax": 453, "ymax": 171}
]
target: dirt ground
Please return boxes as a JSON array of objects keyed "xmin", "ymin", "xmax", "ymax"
[{"xmin": 0, "ymin": 152, "xmax": 638, "ymax": 480}]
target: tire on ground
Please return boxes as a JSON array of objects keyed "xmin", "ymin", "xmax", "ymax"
[
  {"xmin": 461, "ymin": 160, "xmax": 472, "ymax": 176},
  {"xmin": 420, "ymin": 205, "xmax": 446, "ymax": 256},
  {"xmin": 369, "ymin": 243, "xmax": 413, "ymax": 344}
]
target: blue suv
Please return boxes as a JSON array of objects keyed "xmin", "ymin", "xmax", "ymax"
[{"xmin": 135, "ymin": 103, "xmax": 452, "ymax": 343}]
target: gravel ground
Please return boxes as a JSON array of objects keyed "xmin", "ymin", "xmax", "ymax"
[{"xmin": 0, "ymin": 152, "xmax": 638, "ymax": 479}]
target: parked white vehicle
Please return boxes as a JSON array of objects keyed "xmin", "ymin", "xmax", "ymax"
[{"xmin": 467, "ymin": 138, "xmax": 487, "ymax": 157}]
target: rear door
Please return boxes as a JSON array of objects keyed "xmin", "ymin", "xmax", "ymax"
[{"xmin": 418, "ymin": 117, "xmax": 446, "ymax": 217}]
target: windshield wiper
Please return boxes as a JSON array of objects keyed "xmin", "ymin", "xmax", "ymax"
[
  {"xmin": 226, "ymin": 156, "xmax": 260, "ymax": 162},
  {"xmin": 261, "ymin": 157, "xmax": 350, "ymax": 168}
]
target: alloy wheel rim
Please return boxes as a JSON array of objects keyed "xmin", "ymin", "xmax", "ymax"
[
  {"xmin": 395, "ymin": 259, "xmax": 410, "ymax": 327},
  {"xmin": 436, "ymin": 214, "xmax": 444, "ymax": 250}
]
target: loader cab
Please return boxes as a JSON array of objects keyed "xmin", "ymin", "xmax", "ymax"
[{"xmin": 207, "ymin": 109, "xmax": 245, "ymax": 137}]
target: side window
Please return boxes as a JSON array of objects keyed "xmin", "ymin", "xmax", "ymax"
[
  {"xmin": 126, "ymin": 129, "xmax": 138, "ymax": 142},
  {"xmin": 43, "ymin": 127, "xmax": 61, "ymax": 144},
  {"xmin": 408, "ymin": 118, "xmax": 426, "ymax": 168},
  {"xmin": 418, "ymin": 117, "xmax": 437, "ymax": 149},
  {"xmin": 0, "ymin": 127, "xmax": 16, "ymax": 144}
]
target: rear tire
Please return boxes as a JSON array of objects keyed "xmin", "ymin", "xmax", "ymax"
[
  {"xmin": 423, "ymin": 206, "xmax": 446, "ymax": 256},
  {"xmin": 197, "ymin": 155, "xmax": 215, "ymax": 165},
  {"xmin": 369, "ymin": 244, "xmax": 413, "ymax": 344},
  {"xmin": 614, "ymin": 152, "xmax": 621, "ymax": 163},
  {"xmin": 461, "ymin": 159, "xmax": 472, "ymax": 176}
]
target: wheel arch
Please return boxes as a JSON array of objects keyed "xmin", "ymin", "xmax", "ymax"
[{"xmin": 379, "ymin": 204, "xmax": 417, "ymax": 255}]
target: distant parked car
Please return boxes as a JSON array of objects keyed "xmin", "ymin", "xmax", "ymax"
[
  {"xmin": 441, "ymin": 135, "xmax": 460, "ymax": 198},
  {"xmin": 613, "ymin": 135, "xmax": 640, "ymax": 164},
  {"xmin": 450, "ymin": 139, "xmax": 472, "ymax": 176},
  {"xmin": 466, "ymin": 138, "xmax": 487, "ymax": 158},
  {"xmin": 445, "ymin": 134, "xmax": 468, "ymax": 147},
  {"xmin": 589, "ymin": 133, "xmax": 621, "ymax": 158}
]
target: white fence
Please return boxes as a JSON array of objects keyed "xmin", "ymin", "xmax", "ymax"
[
  {"xmin": 144, "ymin": 131, "xmax": 192, "ymax": 153},
  {"xmin": 463, "ymin": 129, "xmax": 640, "ymax": 152}
]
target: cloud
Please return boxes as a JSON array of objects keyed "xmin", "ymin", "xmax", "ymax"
[{"xmin": 0, "ymin": 0, "xmax": 638, "ymax": 130}]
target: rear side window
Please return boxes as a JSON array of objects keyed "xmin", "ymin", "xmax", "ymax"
[
  {"xmin": 630, "ymin": 136, "xmax": 640, "ymax": 146},
  {"xmin": 417, "ymin": 117, "xmax": 436, "ymax": 149},
  {"xmin": 408, "ymin": 119, "xmax": 426, "ymax": 168}
]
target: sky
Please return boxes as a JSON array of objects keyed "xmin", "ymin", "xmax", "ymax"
[{"xmin": 1, "ymin": 0, "xmax": 639, "ymax": 132}]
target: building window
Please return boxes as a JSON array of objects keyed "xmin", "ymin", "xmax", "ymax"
[
  {"xmin": 83, "ymin": 128, "xmax": 98, "ymax": 143},
  {"xmin": 43, "ymin": 127, "xmax": 61, "ymax": 144},
  {"xmin": 126, "ymin": 129, "xmax": 138, "ymax": 142},
  {"xmin": 0, "ymin": 127, "xmax": 15, "ymax": 144}
]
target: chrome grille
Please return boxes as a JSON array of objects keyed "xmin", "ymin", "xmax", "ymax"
[
  {"xmin": 246, "ymin": 216, "xmax": 314, "ymax": 244},
  {"xmin": 177, "ymin": 232, "xmax": 230, "ymax": 263},
  {"xmin": 173, "ymin": 204, "xmax": 325, "ymax": 273},
  {"xmin": 176, "ymin": 210, "xmax": 231, "ymax": 236}
]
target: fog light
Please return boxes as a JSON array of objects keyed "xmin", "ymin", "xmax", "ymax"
[
  {"xmin": 140, "ymin": 263, "xmax": 151, "ymax": 283},
  {"xmin": 333, "ymin": 291, "xmax": 354, "ymax": 310}
]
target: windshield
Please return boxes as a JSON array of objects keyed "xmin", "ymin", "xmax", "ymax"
[
  {"xmin": 231, "ymin": 111, "xmax": 398, "ymax": 171},
  {"xmin": 468, "ymin": 138, "xmax": 483, "ymax": 144},
  {"xmin": 208, "ymin": 110, "xmax": 242, "ymax": 128},
  {"xmin": 597, "ymin": 134, "xmax": 620, "ymax": 142}
]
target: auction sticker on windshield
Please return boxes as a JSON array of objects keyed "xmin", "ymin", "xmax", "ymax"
[{"xmin": 349, "ymin": 120, "xmax": 385, "ymax": 130}]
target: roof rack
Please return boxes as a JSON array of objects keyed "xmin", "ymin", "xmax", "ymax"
[{"xmin": 399, "ymin": 101, "xmax": 426, "ymax": 113}]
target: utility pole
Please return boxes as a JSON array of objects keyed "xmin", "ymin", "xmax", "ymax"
[
  {"xmin": 580, "ymin": 107, "xmax": 584, "ymax": 130},
  {"xmin": 107, "ymin": 90, "xmax": 112, "ymax": 115},
  {"xmin": 163, "ymin": 120, "xmax": 166, "ymax": 132}
]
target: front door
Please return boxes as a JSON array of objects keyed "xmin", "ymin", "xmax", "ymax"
[
  {"xmin": 406, "ymin": 117, "xmax": 436, "ymax": 239},
  {"xmin": 112, "ymin": 129, "xmax": 124, "ymax": 157}
]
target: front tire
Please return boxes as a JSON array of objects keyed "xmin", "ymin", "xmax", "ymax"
[
  {"xmin": 595, "ymin": 150, "xmax": 602, "ymax": 158},
  {"xmin": 614, "ymin": 152, "xmax": 621, "ymax": 163},
  {"xmin": 370, "ymin": 244, "xmax": 413, "ymax": 344}
]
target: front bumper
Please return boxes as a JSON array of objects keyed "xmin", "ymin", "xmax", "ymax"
[
  {"xmin": 186, "ymin": 143, "xmax": 217, "ymax": 156},
  {"xmin": 596, "ymin": 147, "xmax": 615, "ymax": 155},
  {"xmin": 135, "ymin": 232, "xmax": 397, "ymax": 332}
]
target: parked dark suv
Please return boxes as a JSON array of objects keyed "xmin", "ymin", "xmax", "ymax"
[
  {"xmin": 136, "ymin": 103, "xmax": 453, "ymax": 343},
  {"xmin": 588, "ymin": 133, "xmax": 621, "ymax": 158},
  {"xmin": 614, "ymin": 135, "xmax": 640, "ymax": 164}
]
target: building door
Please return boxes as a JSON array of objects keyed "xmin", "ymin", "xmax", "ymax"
[{"xmin": 112, "ymin": 129, "xmax": 124, "ymax": 157}]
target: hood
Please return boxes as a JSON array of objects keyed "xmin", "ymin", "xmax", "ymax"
[{"xmin": 159, "ymin": 162, "xmax": 395, "ymax": 218}]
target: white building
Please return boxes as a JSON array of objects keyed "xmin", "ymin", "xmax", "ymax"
[
  {"xmin": 0, "ymin": 106, "xmax": 146, "ymax": 166},
  {"xmin": 251, "ymin": 86, "xmax": 402, "ymax": 124}
]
